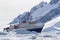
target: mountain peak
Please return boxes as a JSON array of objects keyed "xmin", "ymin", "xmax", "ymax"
[{"xmin": 30, "ymin": 1, "xmax": 47, "ymax": 12}]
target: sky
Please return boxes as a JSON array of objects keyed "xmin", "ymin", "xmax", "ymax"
[{"xmin": 0, "ymin": 0, "xmax": 51, "ymax": 32}]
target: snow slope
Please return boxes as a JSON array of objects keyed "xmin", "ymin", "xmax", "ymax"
[
  {"xmin": 0, "ymin": 31, "xmax": 60, "ymax": 40},
  {"xmin": 42, "ymin": 16, "xmax": 60, "ymax": 30},
  {"xmin": 42, "ymin": 17, "xmax": 60, "ymax": 32}
]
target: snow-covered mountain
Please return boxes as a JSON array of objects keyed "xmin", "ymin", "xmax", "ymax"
[
  {"xmin": 4, "ymin": 0, "xmax": 60, "ymax": 33},
  {"xmin": 31, "ymin": 1, "xmax": 60, "ymax": 22},
  {"xmin": 0, "ymin": 0, "xmax": 60, "ymax": 40},
  {"xmin": 9, "ymin": 0, "xmax": 60, "ymax": 24}
]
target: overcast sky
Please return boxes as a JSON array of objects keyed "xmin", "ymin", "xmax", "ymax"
[{"xmin": 0, "ymin": 0, "xmax": 50, "ymax": 31}]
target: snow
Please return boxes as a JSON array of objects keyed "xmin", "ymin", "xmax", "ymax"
[
  {"xmin": 43, "ymin": 16, "xmax": 60, "ymax": 30},
  {"xmin": 0, "ymin": 28, "xmax": 60, "ymax": 40},
  {"xmin": 31, "ymin": 1, "xmax": 60, "ymax": 21},
  {"xmin": 50, "ymin": 0, "xmax": 59, "ymax": 4},
  {"xmin": 0, "ymin": 31, "xmax": 60, "ymax": 40},
  {"xmin": 0, "ymin": 0, "xmax": 60, "ymax": 40},
  {"xmin": 9, "ymin": 0, "xmax": 60, "ymax": 24}
]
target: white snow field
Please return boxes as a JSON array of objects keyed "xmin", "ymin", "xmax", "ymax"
[{"xmin": 0, "ymin": 31, "xmax": 60, "ymax": 40}]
